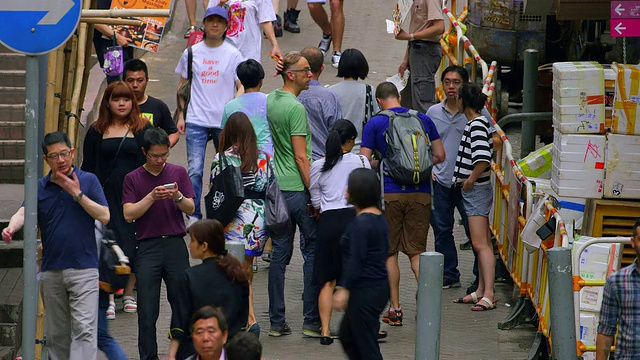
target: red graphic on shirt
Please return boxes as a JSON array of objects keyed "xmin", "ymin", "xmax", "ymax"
[{"xmin": 227, "ymin": 3, "xmax": 246, "ymax": 37}]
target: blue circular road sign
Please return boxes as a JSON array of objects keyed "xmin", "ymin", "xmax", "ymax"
[{"xmin": 0, "ymin": 0, "xmax": 82, "ymax": 55}]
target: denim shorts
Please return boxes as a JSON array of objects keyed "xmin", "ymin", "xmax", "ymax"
[{"xmin": 461, "ymin": 182, "xmax": 493, "ymax": 217}]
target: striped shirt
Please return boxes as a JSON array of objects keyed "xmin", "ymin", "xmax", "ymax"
[
  {"xmin": 597, "ymin": 261, "xmax": 640, "ymax": 360},
  {"xmin": 453, "ymin": 116, "xmax": 493, "ymax": 184}
]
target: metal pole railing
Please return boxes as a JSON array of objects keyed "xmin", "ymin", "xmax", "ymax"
[
  {"xmin": 547, "ymin": 247, "xmax": 578, "ymax": 360},
  {"xmin": 415, "ymin": 252, "xmax": 443, "ymax": 360}
]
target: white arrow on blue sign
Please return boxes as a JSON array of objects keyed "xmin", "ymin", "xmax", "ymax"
[{"xmin": 0, "ymin": 0, "xmax": 81, "ymax": 55}]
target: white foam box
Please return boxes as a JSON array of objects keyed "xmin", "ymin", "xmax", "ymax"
[
  {"xmin": 604, "ymin": 134, "xmax": 640, "ymax": 199},
  {"xmin": 611, "ymin": 63, "xmax": 640, "ymax": 135},
  {"xmin": 579, "ymin": 311, "xmax": 598, "ymax": 346},
  {"xmin": 551, "ymin": 131, "xmax": 605, "ymax": 198},
  {"xmin": 531, "ymin": 178, "xmax": 586, "ymax": 225},
  {"xmin": 582, "ymin": 352, "xmax": 596, "ymax": 360},
  {"xmin": 553, "ymin": 62, "xmax": 606, "ymax": 134}
]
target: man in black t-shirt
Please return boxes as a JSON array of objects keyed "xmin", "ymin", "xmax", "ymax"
[{"xmin": 124, "ymin": 59, "xmax": 180, "ymax": 147}]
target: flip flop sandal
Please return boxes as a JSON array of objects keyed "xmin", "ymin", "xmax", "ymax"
[
  {"xmin": 453, "ymin": 291, "xmax": 479, "ymax": 304},
  {"xmin": 184, "ymin": 25, "xmax": 197, "ymax": 39},
  {"xmin": 471, "ymin": 297, "xmax": 498, "ymax": 311},
  {"xmin": 261, "ymin": 251, "xmax": 272, "ymax": 263}
]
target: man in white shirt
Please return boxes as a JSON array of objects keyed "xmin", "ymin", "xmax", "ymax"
[{"xmin": 175, "ymin": 5, "xmax": 244, "ymax": 225}]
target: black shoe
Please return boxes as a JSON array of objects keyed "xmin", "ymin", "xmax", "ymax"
[
  {"xmin": 320, "ymin": 336, "xmax": 334, "ymax": 345},
  {"xmin": 442, "ymin": 278, "xmax": 461, "ymax": 289},
  {"xmin": 460, "ymin": 241, "xmax": 472, "ymax": 250},
  {"xmin": 466, "ymin": 279, "xmax": 479, "ymax": 295},
  {"xmin": 269, "ymin": 322, "xmax": 292, "ymax": 337},
  {"xmin": 273, "ymin": 15, "xmax": 283, "ymax": 37},
  {"xmin": 377, "ymin": 330, "xmax": 387, "ymax": 339},
  {"xmin": 283, "ymin": 9, "xmax": 301, "ymax": 33}
]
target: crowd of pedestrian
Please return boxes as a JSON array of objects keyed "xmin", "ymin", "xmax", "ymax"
[{"xmin": 0, "ymin": 1, "xmax": 513, "ymax": 359}]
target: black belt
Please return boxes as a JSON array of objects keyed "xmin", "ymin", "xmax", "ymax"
[{"xmin": 409, "ymin": 40, "xmax": 439, "ymax": 48}]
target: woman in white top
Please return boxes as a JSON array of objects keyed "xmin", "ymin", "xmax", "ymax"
[{"xmin": 309, "ymin": 119, "xmax": 370, "ymax": 345}]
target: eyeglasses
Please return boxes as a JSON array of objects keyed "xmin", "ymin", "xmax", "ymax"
[
  {"xmin": 443, "ymin": 79, "xmax": 463, "ymax": 86},
  {"xmin": 46, "ymin": 150, "xmax": 72, "ymax": 160},
  {"xmin": 289, "ymin": 67, "xmax": 312, "ymax": 73},
  {"xmin": 146, "ymin": 152, "xmax": 170, "ymax": 160}
]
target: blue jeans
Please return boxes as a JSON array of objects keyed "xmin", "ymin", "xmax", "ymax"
[
  {"xmin": 186, "ymin": 123, "xmax": 222, "ymax": 219},
  {"xmin": 98, "ymin": 292, "xmax": 128, "ymax": 360},
  {"xmin": 268, "ymin": 190, "xmax": 319, "ymax": 327},
  {"xmin": 430, "ymin": 181, "xmax": 471, "ymax": 283}
]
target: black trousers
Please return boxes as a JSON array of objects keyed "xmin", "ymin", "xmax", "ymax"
[
  {"xmin": 136, "ymin": 236, "xmax": 190, "ymax": 360},
  {"xmin": 339, "ymin": 284, "xmax": 389, "ymax": 360}
]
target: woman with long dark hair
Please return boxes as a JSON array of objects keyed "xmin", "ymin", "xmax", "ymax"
[
  {"xmin": 309, "ymin": 120, "xmax": 370, "ymax": 345},
  {"xmin": 451, "ymin": 82, "xmax": 496, "ymax": 311},
  {"xmin": 208, "ymin": 111, "xmax": 274, "ymax": 335},
  {"xmin": 82, "ymin": 81, "xmax": 152, "ymax": 320},
  {"xmin": 168, "ymin": 219, "xmax": 250, "ymax": 360}
]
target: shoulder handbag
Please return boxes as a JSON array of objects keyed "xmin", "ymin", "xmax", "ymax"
[
  {"xmin": 205, "ymin": 150, "xmax": 245, "ymax": 227},
  {"xmin": 102, "ymin": 128, "xmax": 130, "ymax": 188},
  {"xmin": 264, "ymin": 156, "xmax": 291, "ymax": 237},
  {"xmin": 175, "ymin": 46, "xmax": 194, "ymax": 121},
  {"xmin": 363, "ymin": 84, "xmax": 373, "ymax": 128}
]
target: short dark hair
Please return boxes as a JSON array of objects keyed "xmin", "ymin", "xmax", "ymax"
[
  {"xmin": 337, "ymin": 48, "xmax": 369, "ymax": 80},
  {"xmin": 42, "ymin": 131, "xmax": 71, "ymax": 155},
  {"xmin": 301, "ymin": 47, "xmax": 324, "ymax": 73},
  {"xmin": 143, "ymin": 127, "xmax": 170, "ymax": 151},
  {"xmin": 347, "ymin": 168, "xmax": 380, "ymax": 209},
  {"xmin": 633, "ymin": 218, "xmax": 640, "ymax": 238},
  {"xmin": 375, "ymin": 81, "xmax": 399, "ymax": 101},
  {"xmin": 459, "ymin": 82, "xmax": 488, "ymax": 113},
  {"xmin": 236, "ymin": 59, "xmax": 264, "ymax": 89},
  {"xmin": 123, "ymin": 59, "xmax": 149, "ymax": 78},
  {"xmin": 225, "ymin": 332, "xmax": 262, "ymax": 360},
  {"xmin": 441, "ymin": 65, "xmax": 469, "ymax": 82},
  {"xmin": 190, "ymin": 305, "xmax": 228, "ymax": 333}
]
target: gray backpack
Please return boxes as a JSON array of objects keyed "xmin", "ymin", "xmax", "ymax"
[{"xmin": 382, "ymin": 110, "xmax": 433, "ymax": 186}]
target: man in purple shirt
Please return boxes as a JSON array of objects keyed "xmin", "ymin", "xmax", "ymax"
[
  {"xmin": 297, "ymin": 46, "xmax": 343, "ymax": 161},
  {"xmin": 122, "ymin": 127, "xmax": 196, "ymax": 360}
]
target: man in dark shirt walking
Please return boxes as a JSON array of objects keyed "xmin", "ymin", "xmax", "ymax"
[
  {"xmin": 122, "ymin": 127, "xmax": 196, "ymax": 360},
  {"xmin": 124, "ymin": 59, "xmax": 180, "ymax": 147}
]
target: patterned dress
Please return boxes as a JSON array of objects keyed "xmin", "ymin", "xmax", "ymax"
[{"xmin": 210, "ymin": 147, "xmax": 274, "ymax": 256}]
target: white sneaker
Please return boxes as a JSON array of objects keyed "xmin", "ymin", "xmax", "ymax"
[
  {"xmin": 318, "ymin": 34, "xmax": 332, "ymax": 56},
  {"xmin": 186, "ymin": 216, "xmax": 199, "ymax": 230},
  {"xmin": 331, "ymin": 52, "xmax": 342, "ymax": 69}
]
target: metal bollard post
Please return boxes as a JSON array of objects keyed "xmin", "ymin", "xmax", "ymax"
[
  {"xmin": 547, "ymin": 247, "xmax": 578, "ymax": 360},
  {"xmin": 415, "ymin": 252, "xmax": 443, "ymax": 360},
  {"xmin": 521, "ymin": 49, "xmax": 539, "ymax": 159},
  {"xmin": 226, "ymin": 240, "xmax": 245, "ymax": 262}
]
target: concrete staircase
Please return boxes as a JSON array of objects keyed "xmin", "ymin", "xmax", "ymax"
[{"xmin": 0, "ymin": 44, "xmax": 26, "ymax": 184}]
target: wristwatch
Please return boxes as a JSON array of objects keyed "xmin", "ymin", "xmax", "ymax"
[
  {"xmin": 175, "ymin": 195, "xmax": 184, "ymax": 203},
  {"xmin": 73, "ymin": 191, "xmax": 84, "ymax": 202},
  {"xmin": 409, "ymin": 33, "xmax": 415, "ymax": 41}
]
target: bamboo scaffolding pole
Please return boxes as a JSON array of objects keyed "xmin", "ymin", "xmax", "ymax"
[
  {"xmin": 81, "ymin": 9, "xmax": 170, "ymax": 17},
  {"xmin": 34, "ymin": 288, "xmax": 45, "ymax": 360},
  {"xmin": 81, "ymin": 17, "xmax": 143, "ymax": 26},
  {"xmin": 60, "ymin": 36, "xmax": 78, "ymax": 134}
]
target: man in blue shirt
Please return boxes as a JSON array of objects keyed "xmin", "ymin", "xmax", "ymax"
[
  {"xmin": 360, "ymin": 82, "xmax": 445, "ymax": 327},
  {"xmin": 2, "ymin": 131, "xmax": 110, "ymax": 360},
  {"xmin": 596, "ymin": 218, "xmax": 640, "ymax": 360},
  {"xmin": 297, "ymin": 46, "xmax": 343, "ymax": 161}
]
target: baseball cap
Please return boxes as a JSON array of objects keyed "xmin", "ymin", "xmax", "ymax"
[{"xmin": 204, "ymin": 5, "xmax": 229, "ymax": 22}]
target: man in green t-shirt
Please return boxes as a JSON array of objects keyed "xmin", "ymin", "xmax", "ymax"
[{"xmin": 266, "ymin": 51, "xmax": 321, "ymax": 339}]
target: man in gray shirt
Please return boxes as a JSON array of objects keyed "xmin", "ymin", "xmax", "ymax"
[
  {"xmin": 426, "ymin": 65, "xmax": 500, "ymax": 291},
  {"xmin": 298, "ymin": 47, "xmax": 343, "ymax": 160}
]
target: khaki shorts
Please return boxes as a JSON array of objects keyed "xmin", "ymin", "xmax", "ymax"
[{"xmin": 384, "ymin": 192, "xmax": 431, "ymax": 256}]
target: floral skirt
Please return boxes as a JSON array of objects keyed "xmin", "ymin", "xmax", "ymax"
[{"xmin": 224, "ymin": 199, "xmax": 269, "ymax": 257}]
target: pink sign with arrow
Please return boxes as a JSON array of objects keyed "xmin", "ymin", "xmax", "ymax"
[{"xmin": 611, "ymin": 1, "xmax": 640, "ymax": 37}]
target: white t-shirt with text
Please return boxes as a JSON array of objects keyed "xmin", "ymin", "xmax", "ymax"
[{"xmin": 175, "ymin": 41, "xmax": 243, "ymax": 128}]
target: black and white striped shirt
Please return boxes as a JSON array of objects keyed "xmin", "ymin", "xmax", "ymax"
[{"xmin": 453, "ymin": 116, "xmax": 493, "ymax": 184}]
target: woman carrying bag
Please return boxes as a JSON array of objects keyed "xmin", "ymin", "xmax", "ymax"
[{"xmin": 207, "ymin": 111, "xmax": 276, "ymax": 336}]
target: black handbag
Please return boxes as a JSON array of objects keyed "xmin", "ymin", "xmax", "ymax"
[
  {"xmin": 205, "ymin": 151, "xmax": 245, "ymax": 226},
  {"xmin": 264, "ymin": 157, "xmax": 291, "ymax": 236}
]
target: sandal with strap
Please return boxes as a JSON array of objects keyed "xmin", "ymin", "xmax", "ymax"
[
  {"xmin": 453, "ymin": 291, "xmax": 479, "ymax": 304},
  {"xmin": 106, "ymin": 302, "xmax": 116, "ymax": 320},
  {"xmin": 184, "ymin": 25, "xmax": 197, "ymax": 39},
  {"xmin": 471, "ymin": 297, "xmax": 499, "ymax": 311},
  {"xmin": 123, "ymin": 296, "xmax": 137, "ymax": 313}
]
